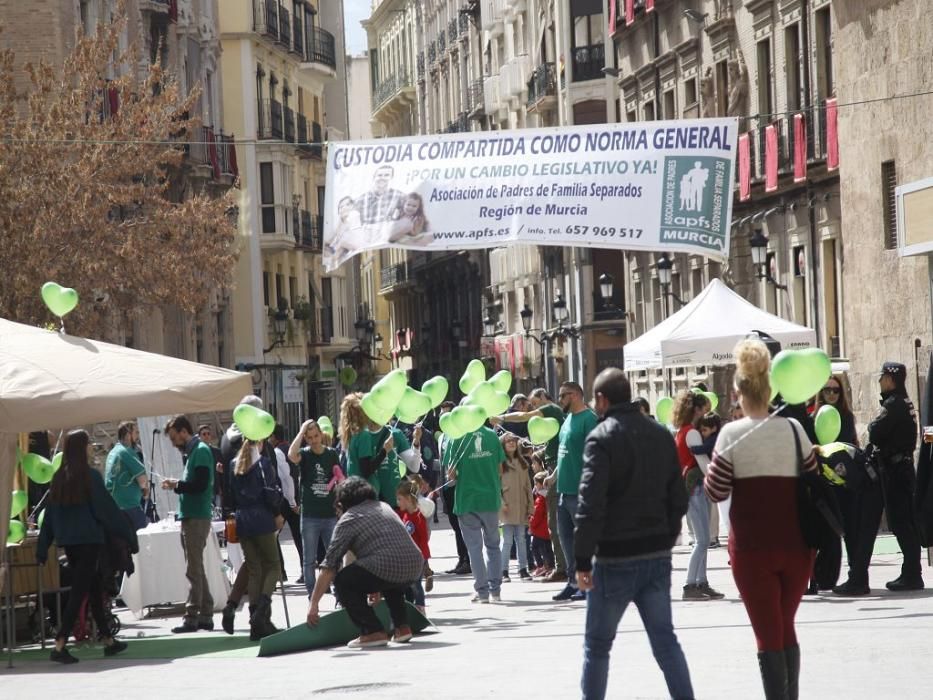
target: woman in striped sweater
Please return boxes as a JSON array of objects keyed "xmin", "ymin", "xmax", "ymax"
[{"xmin": 705, "ymin": 339, "xmax": 817, "ymax": 700}]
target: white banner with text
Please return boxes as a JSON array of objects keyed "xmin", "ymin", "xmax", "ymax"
[{"xmin": 322, "ymin": 118, "xmax": 739, "ymax": 271}]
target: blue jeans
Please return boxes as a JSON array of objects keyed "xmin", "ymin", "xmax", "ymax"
[
  {"xmin": 301, "ymin": 515, "xmax": 337, "ymax": 596},
  {"xmin": 581, "ymin": 557, "xmax": 694, "ymax": 700},
  {"xmin": 501, "ymin": 524, "xmax": 528, "ymax": 572},
  {"xmin": 122, "ymin": 506, "xmax": 148, "ymax": 531},
  {"xmin": 557, "ymin": 493, "xmax": 579, "ymax": 580},
  {"xmin": 458, "ymin": 511, "xmax": 502, "ymax": 597},
  {"xmin": 686, "ymin": 484, "xmax": 710, "ymax": 586}
]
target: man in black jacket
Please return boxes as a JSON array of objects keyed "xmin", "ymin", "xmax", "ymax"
[{"xmin": 575, "ymin": 368, "xmax": 693, "ymax": 700}]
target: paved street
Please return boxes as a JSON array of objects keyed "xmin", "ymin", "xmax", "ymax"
[{"xmin": 4, "ymin": 519, "xmax": 933, "ymax": 699}]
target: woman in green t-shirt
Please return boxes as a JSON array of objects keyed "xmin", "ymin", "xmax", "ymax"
[{"xmin": 288, "ymin": 420, "xmax": 343, "ymax": 598}]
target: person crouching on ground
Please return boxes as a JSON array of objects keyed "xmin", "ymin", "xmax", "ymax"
[
  {"xmin": 231, "ymin": 438, "xmax": 285, "ymax": 641},
  {"xmin": 396, "ymin": 479, "xmax": 431, "ymax": 614},
  {"xmin": 307, "ymin": 477, "xmax": 425, "ymax": 648}
]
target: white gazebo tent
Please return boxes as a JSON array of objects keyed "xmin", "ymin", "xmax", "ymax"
[
  {"xmin": 623, "ymin": 278, "xmax": 817, "ymax": 371},
  {"xmin": 0, "ymin": 317, "xmax": 252, "ymax": 547}
]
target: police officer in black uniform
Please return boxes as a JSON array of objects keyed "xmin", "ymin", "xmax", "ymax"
[{"xmin": 869, "ymin": 361, "xmax": 924, "ymax": 591}]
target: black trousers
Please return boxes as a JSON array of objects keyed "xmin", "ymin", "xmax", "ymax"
[
  {"xmin": 882, "ymin": 461, "xmax": 923, "ymax": 578},
  {"xmin": 282, "ymin": 507, "xmax": 304, "ymax": 566},
  {"xmin": 840, "ymin": 481, "xmax": 885, "ymax": 586},
  {"xmin": 334, "ymin": 564, "xmax": 409, "ymax": 636},
  {"xmin": 59, "ymin": 544, "xmax": 111, "ymax": 642},
  {"xmin": 442, "ymin": 485, "xmax": 468, "ymax": 563}
]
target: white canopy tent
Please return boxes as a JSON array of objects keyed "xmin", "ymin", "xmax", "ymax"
[
  {"xmin": 0, "ymin": 317, "xmax": 252, "ymax": 548},
  {"xmin": 623, "ymin": 278, "xmax": 817, "ymax": 371}
]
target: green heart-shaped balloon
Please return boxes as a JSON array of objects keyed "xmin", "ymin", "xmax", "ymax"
[
  {"xmin": 490, "ymin": 370, "xmax": 513, "ymax": 393},
  {"xmin": 370, "ymin": 383, "xmax": 403, "ymax": 413},
  {"xmin": 528, "ymin": 416, "xmax": 561, "ymax": 445},
  {"xmin": 459, "ymin": 359, "xmax": 486, "ymax": 395},
  {"xmin": 439, "ymin": 412, "xmax": 466, "ymax": 440},
  {"xmin": 398, "ymin": 387, "xmax": 433, "ymax": 420},
  {"xmin": 488, "ymin": 390, "xmax": 511, "ymax": 417},
  {"xmin": 41, "ymin": 281, "xmax": 79, "ymax": 318},
  {"xmin": 814, "ymin": 405, "xmax": 842, "ymax": 445},
  {"xmin": 361, "ymin": 392, "xmax": 394, "ymax": 426},
  {"xmin": 233, "ymin": 403, "xmax": 276, "ymax": 441},
  {"xmin": 655, "ymin": 397, "xmax": 674, "ymax": 425},
  {"xmin": 451, "ymin": 405, "xmax": 486, "ymax": 434},
  {"xmin": 51, "ymin": 452, "xmax": 63, "ymax": 472},
  {"xmin": 422, "ymin": 376, "xmax": 449, "ymax": 408},
  {"xmin": 702, "ymin": 391, "xmax": 719, "ymax": 412},
  {"xmin": 7, "ymin": 519, "xmax": 25, "ymax": 546},
  {"xmin": 339, "ymin": 366, "xmax": 358, "ymax": 387},
  {"xmin": 466, "ymin": 381, "xmax": 497, "ymax": 414},
  {"xmin": 771, "ymin": 348, "xmax": 831, "ymax": 405},
  {"xmin": 22, "ymin": 453, "xmax": 56, "ymax": 484},
  {"xmin": 10, "ymin": 489, "xmax": 27, "ymax": 515},
  {"xmin": 317, "ymin": 416, "xmax": 334, "ymax": 437}
]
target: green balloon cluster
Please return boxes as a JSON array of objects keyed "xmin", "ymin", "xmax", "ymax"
[
  {"xmin": 7, "ymin": 519, "xmax": 25, "ymax": 546},
  {"xmin": 528, "ymin": 416, "xmax": 561, "ymax": 445},
  {"xmin": 490, "ymin": 370, "xmax": 512, "ymax": 393},
  {"xmin": 422, "ymin": 376, "xmax": 449, "ymax": 408},
  {"xmin": 439, "ymin": 412, "xmax": 465, "ymax": 440},
  {"xmin": 361, "ymin": 369, "xmax": 409, "ymax": 426},
  {"xmin": 814, "ymin": 405, "xmax": 842, "ymax": 445},
  {"xmin": 396, "ymin": 387, "xmax": 433, "ymax": 424},
  {"xmin": 771, "ymin": 348, "xmax": 832, "ymax": 405},
  {"xmin": 459, "ymin": 359, "xmax": 486, "ymax": 395},
  {"xmin": 317, "ymin": 415, "xmax": 334, "ymax": 437},
  {"xmin": 41, "ymin": 281, "xmax": 79, "ymax": 318},
  {"xmin": 233, "ymin": 403, "xmax": 276, "ymax": 441},
  {"xmin": 22, "ymin": 453, "xmax": 55, "ymax": 484},
  {"xmin": 11, "ymin": 489, "xmax": 27, "ymax": 515},
  {"xmin": 656, "ymin": 397, "xmax": 674, "ymax": 425}
]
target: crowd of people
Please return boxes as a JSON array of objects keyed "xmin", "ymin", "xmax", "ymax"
[{"xmin": 28, "ymin": 341, "xmax": 930, "ymax": 700}]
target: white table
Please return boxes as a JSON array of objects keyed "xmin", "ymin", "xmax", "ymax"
[{"xmin": 119, "ymin": 520, "xmax": 231, "ymax": 619}]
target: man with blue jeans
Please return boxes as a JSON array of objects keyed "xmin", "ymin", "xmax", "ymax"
[
  {"xmin": 547, "ymin": 382, "xmax": 598, "ymax": 602},
  {"xmin": 449, "ymin": 423, "xmax": 506, "ymax": 603},
  {"xmin": 575, "ymin": 368, "xmax": 694, "ymax": 700}
]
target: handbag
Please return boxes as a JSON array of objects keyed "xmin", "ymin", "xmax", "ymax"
[{"xmin": 791, "ymin": 420, "xmax": 844, "ymax": 548}]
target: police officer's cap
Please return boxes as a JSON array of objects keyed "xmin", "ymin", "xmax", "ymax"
[{"xmin": 879, "ymin": 362, "xmax": 907, "ymax": 383}]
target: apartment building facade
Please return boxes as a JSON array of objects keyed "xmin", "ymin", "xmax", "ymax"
[{"xmin": 220, "ymin": 0, "xmax": 353, "ymax": 429}]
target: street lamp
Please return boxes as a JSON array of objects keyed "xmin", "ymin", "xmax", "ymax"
[
  {"xmin": 354, "ymin": 317, "xmax": 375, "ymax": 346},
  {"xmin": 599, "ymin": 273, "xmax": 615, "ymax": 303},
  {"xmin": 263, "ymin": 309, "xmax": 290, "ymax": 353},
  {"xmin": 552, "ymin": 292, "xmax": 570, "ymax": 325},
  {"xmin": 749, "ymin": 228, "xmax": 788, "ymax": 289},
  {"xmin": 483, "ymin": 312, "xmax": 498, "ymax": 337},
  {"xmin": 656, "ymin": 254, "xmax": 687, "ymax": 307}
]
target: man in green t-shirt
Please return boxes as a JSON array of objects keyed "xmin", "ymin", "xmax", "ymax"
[
  {"xmin": 161, "ymin": 415, "xmax": 216, "ymax": 634},
  {"xmin": 491, "ymin": 387, "xmax": 567, "ymax": 581},
  {"xmin": 547, "ymin": 381, "xmax": 599, "ymax": 601},
  {"xmin": 449, "ymin": 424, "xmax": 506, "ymax": 603},
  {"xmin": 105, "ymin": 421, "xmax": 150, "ymax": 530}
]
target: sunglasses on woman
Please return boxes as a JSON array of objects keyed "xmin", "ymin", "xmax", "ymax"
[{"xmin": 822, "ymin": 386, "xmax": 840, "ymax": 395}]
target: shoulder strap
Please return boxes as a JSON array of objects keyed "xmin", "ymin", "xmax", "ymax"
[{"xmin": 789, "ymin": 419, "xmax": 804, "ymax": 475}]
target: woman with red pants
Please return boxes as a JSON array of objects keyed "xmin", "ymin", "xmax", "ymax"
[{"xmin": 705, "ymin": 339, "xmax": 817, "ymax": 700}]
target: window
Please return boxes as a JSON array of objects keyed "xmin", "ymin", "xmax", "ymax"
[
  {"xmin": 626, "ymin": 109, "xmax": 637, "ymax": 123},
  {"xmin": 663, "ymin": 90, "xmax": 675, "ymax": 120},
  {"xmin": 259, "ymin": 162, "xmax": 275, "ymax": 233},
  {"xmin": 815, "ymin": 7, "xmax": 834, "ymax": 100},
  {"xmin": 684, "ymin": 78, "xmax": 697, "ymax": 108},
  {"xmin": 634, "ymin": 280, "xmax": 645, "ymax": 336},
  {"xmin": 275, "ymin": 273, "xmax": 285, "ymax": 308},
  {"xmin": 263, "ymin": 271, "xmax": 271, "ymax": 307},
  {"xmin": 792, "ymin": 245, "xmax": 807, "ymax": 326},
  {"xmin": 822, "ymin": 239, "xmax": 843, "ymax": 357},
  {"xmin": 785, "ymin": 24, "xmax": 801, "ymax": 111},
  {"xmin": 756, "ymin": 39, "xmax": 773, "ymax": 116},
  {"xmin": 571, "ymin": 0, "xmax": 604, "ymax": 83},
  {"xmin": 643, "ymin": 100, "xmax": 655, "ymax": 122},
  {"xmin": 715, "ymin": 60, "xmax": 729, "ymax": 116},
  {"xmin": 289, "ymin": 276, "xmax": 298, "ymax": 307},
  {"xmin": 882, "ymin": 160, "xmax": 898, "ymax": 250}
]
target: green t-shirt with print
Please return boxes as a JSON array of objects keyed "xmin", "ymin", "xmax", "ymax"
[
  {"xmin": 453, "ymin": 426, "xmax": 506, "ymax": 516},
  {"xmin": 298, "ymin": 446, "xmax": 340, "ymax": 518},
  {"xmin": 345, "ymin": 427, "xmax": 409, "ymax": 506},
  {"xmin": 538, "ymin": 403, "xmax": 566, "ymax": 466},
  {"xmin": 556, "ymin": 408, "xmax": 599, "ymax": 495}
]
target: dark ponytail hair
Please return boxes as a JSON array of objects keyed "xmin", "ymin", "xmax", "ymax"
[{"xmin": 49, "ymin": 430, "xmax": 93, "ymax": 506}]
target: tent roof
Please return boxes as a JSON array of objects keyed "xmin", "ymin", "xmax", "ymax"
[
  {"xmin": 0, "ymin": 318, "xmax": 252, "ymax": 433},
  {"xmin": 623, "ymin": 279, "xmax": 817, "ymax": 370}
]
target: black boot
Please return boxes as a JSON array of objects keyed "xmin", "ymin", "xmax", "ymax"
[
  {"xmin": 221, "ymin": 601, "xmax": 237, "ymax": 635},
  {"xmin": 249, "ymin": 598, "xmax": 274, "ymax": 642},
  {"xmin": 757, "ymin": 650, "xmax": 789, "ymax": 700},
  {"xmin": 248, "ymin": 604, "xmax": 262, "ymax": 642},
  {"xmin": 261, "ymin": 594, "xmax": 280, "ymax": 636},
  {"xmin": 785, "ymin": 645, "xmax": 800, "ymax": 700}
]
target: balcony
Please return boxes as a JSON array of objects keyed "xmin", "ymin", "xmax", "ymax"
[
  {"xmin": 284, "ymin": 105, "xmax": 295, "ymax": 143},
  {"xmin": 139, "ymin": 0, "xmax": 171, "ymax": 14},
  {"xmin": 445, "ymin": 112, "xmax": 469, "ymax": 133},
  {"xmin": 277, "ymin": 7, "xmax": 291, "ymax": 49},
  {"xmin": 300, "ymin": 27, "xmax": 337, "ymax": 72},
  {"xmin": 253, "ymin": 0, "xmax": 280, "ymax": 41},
  {"xmin": 310, "ymin": 121, "xmax": 323, "ymax": 160},
  {"xmin": 504, "ymin": 55, "xmax": 531, "ymax": 100},
  {"xmin": 438, "ymin": 32, "xmax": 446, "ymax": 54},
  {"xmin": 448, "ymin": 19, "xmax": 458, "ymax": 44},
  {"xmin": 295, "ymin": 210, "xmax": 323, "ymax": 252},
  {"xmin": 372, "ymin": 71, "xmax": 415, "ymax": 117},
  {"xmin": 380, "ymin": 262, "xmax": 409, "ymax": 292},
  {"xmin": 572, "ymin": 43, "xmax": 605, "ymax": 83},
  {"xmin": 483, "ymin": 74, "xmax": 501, "ymax": 116},
  {"xmin": 260, "ymin": 204, "xmax": 297, "ymax": 251},
  {"xmin": 417, "ymin": 52, "xmax": 425, "ymax": 81},
  {"xmin": 470, "ymin": 79, "xmax": 485, "ymax": 116},
  {"xmin": 297, "ymin": 113, "xmax": 311, "ymax": 153},
  {"xmin": 217, "ymin": 132, "xmax": 239, "ymax": 178},
  {"xmin": 318, "ymin": 306, "xmax": 334, "ymax": 344},
  {"xmin": 459, "ymin": 12, "xmax": 469, "ymax": 35},
  {"xmin": 257, "ymin": 99, "xmax": 284, "ymax": 140},
  {"xmin": 428, "ymin": 41, "xmax": 437, "ymax": 65},
  {"xmin": 527, "ymin": 62, "xmax": 557, "ymax": 111}
]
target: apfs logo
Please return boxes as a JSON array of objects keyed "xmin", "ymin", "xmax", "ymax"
[{"xmin": 660, "ymin": 156, "xmax": 730, "ymax": 252}]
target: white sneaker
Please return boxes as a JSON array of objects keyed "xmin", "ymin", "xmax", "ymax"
[
  {"xmin": 471, "ymin": 593, "xmax": 490, "ymax": 604},
  {"xmin": 490, "ymin": 592, "xmax": 502, "ymax": 603},
  {"xmin": 346, "ymin": 634, "xmax": 389, "ymax": 648}
]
